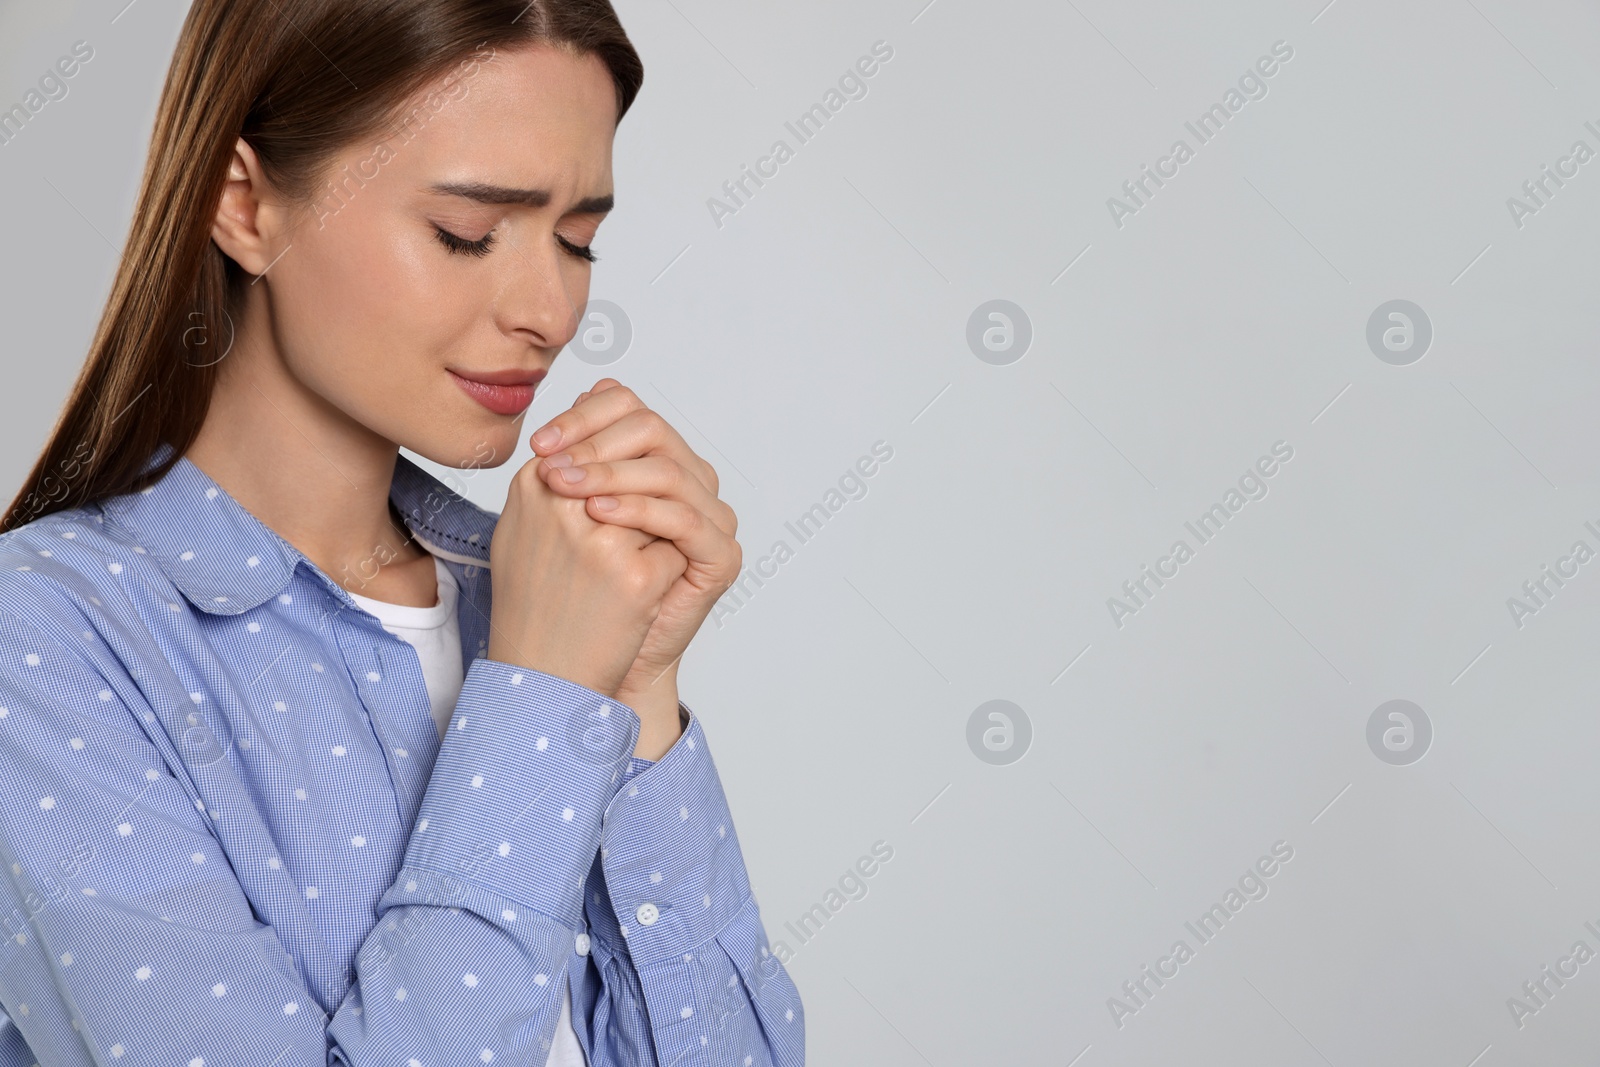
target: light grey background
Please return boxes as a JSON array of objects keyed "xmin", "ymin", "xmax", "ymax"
[{"xmin": 4, "ymin": 0, "xmax": 1600, "ymax": 1063}]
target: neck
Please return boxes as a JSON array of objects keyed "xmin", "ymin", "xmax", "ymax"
[{"xmin": 184, "ymin": 293, "xmax": 425, "ymax": 590}]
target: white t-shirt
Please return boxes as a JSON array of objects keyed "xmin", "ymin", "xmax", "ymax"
[{"xmin": 349, "ymin": 553, "xmax": 588, "ymax": 1067}]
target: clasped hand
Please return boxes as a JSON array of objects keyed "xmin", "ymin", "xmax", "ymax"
[{"xmin": 525, "ymin": 378, "xmax": 741, "ymax": 723}]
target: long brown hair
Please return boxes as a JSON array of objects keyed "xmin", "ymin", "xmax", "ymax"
[{"xmin": 1, "ymin": 0, "xmax": 642, "ymax": 534}]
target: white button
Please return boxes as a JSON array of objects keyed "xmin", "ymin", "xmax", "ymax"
[
  {"xmin": 635, "ymin": 903, "xmax": 659, "ymax": 926},
  {"xmin": 574, "ymin": 934, "xmax": 591, "ymax": 956}
]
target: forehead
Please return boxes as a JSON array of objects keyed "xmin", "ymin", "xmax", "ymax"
[{"xmin": 376, "ymin": 42, "xmax": 617, "ymax": 189}]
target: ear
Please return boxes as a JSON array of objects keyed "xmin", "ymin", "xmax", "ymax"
[{"xmin": 210, "ymin": 138, "xmax": 287, "ymax": 276}]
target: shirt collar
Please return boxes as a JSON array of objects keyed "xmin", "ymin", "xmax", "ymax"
[{"xmin": 97, "ymin": 441, "xmax": 497, "ymax": 616}]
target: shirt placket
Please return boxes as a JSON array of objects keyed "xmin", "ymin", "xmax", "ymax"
[{"xmin": 330, "ymin": 613, "xmax": 439, "ymax": 829}]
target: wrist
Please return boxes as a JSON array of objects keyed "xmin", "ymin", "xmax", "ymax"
[{"xmin": 616, "ymin": 675, "xmax": 682, "ymax": 761}]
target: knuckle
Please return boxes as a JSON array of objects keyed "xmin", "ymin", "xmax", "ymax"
[
  {"xmin": 619, "ymin": 563, "xmax": 658, "ymax": 601},
  {"xmin": 513, "ymin": 462, "xmax": 546, "ymax": 494},
  {"xmin": 591, "ymin": 521, "xmax": 631, "ymax": 550},
  {"xmin": 617, "ymin": 407, "xmax": 659, "ymax": 441},
  {"xmin": 604, "ymin": 382, "xmax": 639, "ymax": 408},
  {"xmin": 554, "ymin": 495, "xmax": 592, "ymax": 527}
]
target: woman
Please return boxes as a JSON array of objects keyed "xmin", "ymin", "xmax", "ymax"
[{"xmin": 0, "ymin": 2, "xmax": 803, "ymax": 1065}]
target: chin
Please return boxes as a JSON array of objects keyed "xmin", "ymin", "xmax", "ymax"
[{"xmin": 402, "ymin": 423, "xmax": 520, "ymax": 472}]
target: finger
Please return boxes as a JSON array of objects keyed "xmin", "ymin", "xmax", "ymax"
[
  {"xmin": 572, "ymin": 378, "xmax": 626, "ymax": 404},
  {"xmin": 512, "ymin": 460, "xmax": 661, "ymax": 550},
  {"xmin": 543, "ymin": 455, "xmax": 735, "ymax": 536},
  {"xmin": 638, "ymin": 537, "xmax": 691, "ymax": 597},
  {"xmin": 537, "ymin": 407, "xmax": 718, "ymax": 497},
  {"xmin": 586, "ymin": 494, "xmax": 740, "ymax": 584},
  {"xmin": 531, "ymin": 379, "xmax": 636, "ymax": 454}
]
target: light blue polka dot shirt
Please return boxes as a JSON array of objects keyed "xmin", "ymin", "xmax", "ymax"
[{"xmin": 0, "ymin": 441, "xmax": 804, "ymax": 1066}]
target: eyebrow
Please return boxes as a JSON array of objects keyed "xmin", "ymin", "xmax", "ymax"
[{"xmin": 429, "ymin": 181, "xmax": 614, "ymax": 214}]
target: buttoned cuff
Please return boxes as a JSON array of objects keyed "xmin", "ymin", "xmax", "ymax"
[
  {"xmin": 397, "ymin": 657, "xmax": 641, "ymax": 929},
  {"xmin": 618, "ymin": 702, "xmax": 687, "ymax": 783},
  {"xmin": 595, "ymin": 702, "xmax": 753, "ymax": 966}
]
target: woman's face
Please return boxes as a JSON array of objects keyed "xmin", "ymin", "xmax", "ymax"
[{"xmin": 248, "ymin": 41, "xmax": 617, "ymax": 469}]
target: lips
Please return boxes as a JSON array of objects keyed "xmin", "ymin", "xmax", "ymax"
[{"xmin": 448, "ymin": 367, "xmax": 546, "ymax": 416}]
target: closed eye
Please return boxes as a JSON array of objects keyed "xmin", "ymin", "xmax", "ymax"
[
  {"xmin": 434, "ymin": 225, "xmax": 495, "ymax": 258},
  {"xmin": 434, "ymin": 225, "xmax": 598, "ymax": 263},
  {"xmin": 556, "ymin": 235, "xmax": 595, "ymax": 262},
  {"xmin": 558, "ymin": 235, "xmax": 598, "ymax": 263}
]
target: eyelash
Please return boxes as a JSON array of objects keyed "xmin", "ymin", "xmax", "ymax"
[
  {"xmin": 433, "ymin": 226, "xmax": 599, "ymax": 263},
  {"xmin": 434, "ymin": 226, "xmax": 494, "ymax": 258}
]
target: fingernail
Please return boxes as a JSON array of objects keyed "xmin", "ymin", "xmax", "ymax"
[
  {"xmin": 544, "ymin": 453, "xmax": 573, "ymax": 469},
  {"xmin": 592, "ymin": 495, "xmax": 619, "ymax": 510},
  {"xmin": 531, "ymin": 426, "xmax": 561, "ymax": 451},
  {"xmin": 556, "ymin": 465, "xmax": 586, "ymax": 483}
]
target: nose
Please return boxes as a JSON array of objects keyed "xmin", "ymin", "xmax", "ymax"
[{"xmin": 492, "ymin": 233, "xmax": 585, "ymax": 350}]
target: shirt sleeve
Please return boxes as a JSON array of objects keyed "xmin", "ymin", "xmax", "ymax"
[
  {"xmin": 621, "ymin": 756, "xmax": 654, "ymax": 786},
  {"xmin": 579, "ymin": 701, "xmax": 806, "ymax": 1066},
  {"xmin": 328, "ymin": 655, "xmax": 642, "ymax": 1064},
  {"xmin": 0, "ymin": 599, "xmax": 644, "ymax": 1067}
]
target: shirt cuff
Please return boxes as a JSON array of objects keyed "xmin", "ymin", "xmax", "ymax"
[
  {"xmin": 617, "ymin": 702, "xmax": 687, "ymax": 785},
  {"xmin": 592, "ymin": 701, "xmax": 753, "ymax": 967},
  {"xmin": 396, "ymin": 657, "xmax": 641, "ymax": 929}
]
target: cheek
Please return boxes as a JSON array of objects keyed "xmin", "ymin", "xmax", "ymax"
[{"xmin": 272, "ymin": 208, "xmax": 479, "ymax": 388}]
